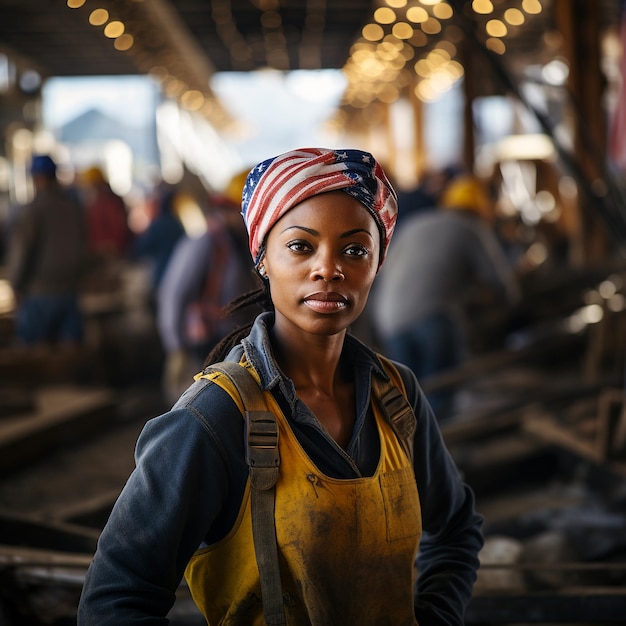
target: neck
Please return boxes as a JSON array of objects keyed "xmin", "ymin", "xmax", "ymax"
[{"xmin": 270, "ymin": 326, "xmax": 347, "ymax": 395}]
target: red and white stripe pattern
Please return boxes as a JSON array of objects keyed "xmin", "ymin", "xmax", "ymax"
[{"xmin": 241, "ymin": 148, "xmax": 398, "ymax": 267}]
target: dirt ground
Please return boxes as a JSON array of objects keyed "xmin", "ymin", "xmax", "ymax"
[
  {"xmin": 0, "ymin": 386, "xmax": 210, "ymax": 626},
  {"xmin": 0, "ymin": 386, "xmax": 167, "ymax": 520}
]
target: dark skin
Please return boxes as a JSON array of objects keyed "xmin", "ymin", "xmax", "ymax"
[
  {"xmin": 261, "ymin": 191, "xmax": 380, "ymax": 448},
  {"xmin": 271, "ymin": 337, "xmax": 357, "ymax": 448}
]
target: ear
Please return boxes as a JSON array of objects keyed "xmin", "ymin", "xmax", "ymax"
[{"xmin": 257, "ymin": 254, "xmax": 268, "ymax": 279}]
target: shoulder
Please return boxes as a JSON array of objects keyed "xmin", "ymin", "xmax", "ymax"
[
  {"xmin": 153, "ymin": 373, "xmax": 244, "ymax": 444},
  {"xmin": 374, "ymin": 353, "xmax": 430, "ymax": 418},
  {"xmin": 375, "ymin": 353, "xmax": 416, "ymax": 393},
  {"xmin": 173, "ymin": 372, "xmax": 244, "ymax": 421},
  {"xmin": 137, "ymin": 373, "xmax": 246, "ymax": 469}
]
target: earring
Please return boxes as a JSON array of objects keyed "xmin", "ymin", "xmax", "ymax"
[{"xmin": 258, "ymin": 264, "xmax": 267, "ymax": 278}]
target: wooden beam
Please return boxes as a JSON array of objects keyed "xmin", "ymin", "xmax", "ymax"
[
  {"xmin": 466, "ymin": 588, "xmax": 626, "ymax": 624},
  {"xmin": 554, "ymin": 0, "xmax": 610, "ymax": 261}
]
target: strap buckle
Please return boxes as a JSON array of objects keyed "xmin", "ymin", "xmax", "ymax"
[{"xmin": 246, "ymin": 409, "xmax": 280, "ymax": 490}]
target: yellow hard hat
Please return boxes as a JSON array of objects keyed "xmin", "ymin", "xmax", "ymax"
[
  {"xmin": 440, "ymin": 176, "xmax": 491, "ymax": 218},
  {"xmin": 83, "ymin": 166, "xmax": 106, "ymax": 185},
  {"xmin": 223, "ymin": 169, "xmax": 250, "ymax": 206}
]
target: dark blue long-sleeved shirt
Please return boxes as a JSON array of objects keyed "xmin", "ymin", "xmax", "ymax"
[{"xmin": 78, "ymin": 312, "xmax": 483, "ymax": 625}]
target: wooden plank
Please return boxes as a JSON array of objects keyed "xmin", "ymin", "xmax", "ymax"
[
  {"xmin": 0, "ymin": 387, "xmax": 35, "ymax": 417},
  {"xmin": 421, "ymin": 332, "xmax": 584, "ymax": 394},
  {"xmin": 523, "ymin": 412, "xmax": 626, "ymax": 477},
  {"xmin": 466, "ymin": 587, "xmax": 626, "ymax": 624},
  {"xmin": 0, "ymin": 510, "xmax": 99, "ymax": 554},
  {"xmin": 0, "ymin": 545, "xmax": 93, "ymax": 569},
  {"xmin": 0, "ymin": 386, "xmax": 117, "ymax": 474},
  {"xmin": 597, "ymin": 388, "xmax": 626, "ymax": 460},
  {"xmin": 0, "ymin": 345, "xmax": 94, "ymax": 384},
  {"xmin": 441, "ymin": 379, "xmax": 608, "ymax": 446}
]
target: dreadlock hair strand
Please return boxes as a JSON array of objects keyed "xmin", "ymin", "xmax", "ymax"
[{"xmin": 203, "ymin": 282, "xmax": 272, "ymax": 366}]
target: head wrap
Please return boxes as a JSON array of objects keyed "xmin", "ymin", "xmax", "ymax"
[{"xmin": 241, "ymin": 148, "xmax": 398, "ymax": 267}]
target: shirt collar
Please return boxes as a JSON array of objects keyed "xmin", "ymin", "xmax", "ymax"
[{"xmin": 228, "ymin": 311, "xmax": 389, "ymax": 413}]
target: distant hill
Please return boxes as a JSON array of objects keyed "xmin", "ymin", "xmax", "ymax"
[{"xmin": 58, "ymin": 108, "xmax": 158, "ymax": 164}]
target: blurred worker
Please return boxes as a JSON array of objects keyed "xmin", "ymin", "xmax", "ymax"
[
  {"xmin": 157, "ymin": 176, "xmax": 260, "ymax": 404},
  {"xmin": 370, "ymin": 174, "xmax": 520, "ymax": 419},
  {"xmin": 7, "ymin": 155, "xmax": 88, "ymax": 346},
  {"xmin": 395, "ymin": 165, "xmax": 460, "ymax": 229},
  {"xmin": 81, "ymin": 166, "xmax": 133, "ymax": 261},
  {"xmin": 131, "ymin": 184, "xmax": 186, "ymax": 305}
]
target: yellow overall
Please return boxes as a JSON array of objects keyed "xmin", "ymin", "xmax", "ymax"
[{"xmin": 185, "ymin": 366, "xmax": 422, "ymax": 625}]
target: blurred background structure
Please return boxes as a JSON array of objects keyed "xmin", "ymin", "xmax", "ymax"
[{"xmin": 2, "ymin": 0, "xmax": 626, "ymax": 624}]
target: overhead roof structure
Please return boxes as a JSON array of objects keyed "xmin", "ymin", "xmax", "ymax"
[
  {"xmin": 0, "ymin": 1, "xmax": 620, "ymax": 81},
  {"xmin": 0, "ymin": 0, "xmax": 623, "ymax": 139},
  {"xmin": 2, "ymin": 0, "xmax": 372, "ymax": 77}
]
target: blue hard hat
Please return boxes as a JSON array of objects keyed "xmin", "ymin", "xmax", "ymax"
[{"xmin": 30, "ymin": 155, "xmax": 57, "ymax": 177}]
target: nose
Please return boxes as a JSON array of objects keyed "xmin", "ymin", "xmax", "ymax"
[{"xmin": 311, "ymin": 251, "xmax": 345, "ymax": 282}]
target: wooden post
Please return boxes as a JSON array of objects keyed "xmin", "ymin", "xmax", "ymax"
[
  {"xmin": 554, "ymin": 0, "xmax": 609, "ymax": 263},
  {"xmin": 410, "ymin": 80, "xmax": 425, "ymax": 181},
  {"xmin": 460, "ymin": 39, "xmax": 476, "ymax": 173}
]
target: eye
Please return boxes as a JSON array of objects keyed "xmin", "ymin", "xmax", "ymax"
[
  {"xmin": 286, "ymin": 239, "xmax": 312, "ymax": 253},
  {"xmin": 344, "ymin": 243, "xmax": 370, "ymax": 257}
]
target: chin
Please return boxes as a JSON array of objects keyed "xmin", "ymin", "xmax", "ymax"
[{"xmin": 305, "ymin": 315, "xmax": 354, "ymax": 337}]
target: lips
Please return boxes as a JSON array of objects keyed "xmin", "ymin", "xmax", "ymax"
[{"xmin": 303, "ymin": 291, "xmax": 348, "ymax": 313}]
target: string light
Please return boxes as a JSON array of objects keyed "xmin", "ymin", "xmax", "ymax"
[
  {"xmin": 504, "ymin": 8, "xmax": 525, "ymax": 26},
  {"xmin": 374, "ymin": 7, "xmax": 397, "ymax": 25},
  {"xmin": 64, "ymin": 1, "xmax": 229, "ymax": 128},
  {"xmin": 522, "ymin": 0, "xmax": 543, "ymax": 15},
  {"xmin": 66, "ymin": 0, "xmax": 547, "ymax": 115},
  {"xmin": 363, "ymin": 23, "xmax": 385, "ymax": 42},
  {"xmin": 104, "ymin": 21, "xmax": 125, "ymax": 39},
  {"xmin": 486, "ymin": 19, "xmax": 507, "ymax": 37},
  {"xmin": 486, "ymin": 38, "xmax": 506, "ymax": 54},
  {"xmin": 433, "ymin": 3, "xmax": 453, "ymax": 20},
  {"xmin": 421, "ymin": 18, "xmax": 442, "ymax": 34},
  {"xmin": 340, "ymin": 0, "xmax": 542, "ymax": 109},
  {"xmin": 88, "ymin": 9, "xmax": 109, "ymax": 26},
  {"xmin": 406, "ymin": 7, "xmax": 429, "ymax": 23},
  {"xmin": 392, "ymin": 22, "xmax": 414, "ymax": 39},
  {"xmin": 472, "ymin": 0, "xmax": 493, "ymax": 15},
  {"xmin": 114, "ymin": 34, "xmax": 134, "ymax": 51}
]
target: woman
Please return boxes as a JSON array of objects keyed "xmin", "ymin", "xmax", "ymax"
[{"xmin": 78, "ymin": 148, "xmax": 483, "ymax": 625}]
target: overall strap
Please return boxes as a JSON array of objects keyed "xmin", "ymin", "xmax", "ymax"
[
  {"xmin": 371, "ymin": 354, "xmax": 417, "ymax": 464},
  {"xmin": 203, "ymin": 361, "xmax": 286, "ymax": 626}
]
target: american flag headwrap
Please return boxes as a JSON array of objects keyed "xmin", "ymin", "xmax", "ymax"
[{"xmin": 241, "ymin": 147, "xmax": 398, "ymax": 268}]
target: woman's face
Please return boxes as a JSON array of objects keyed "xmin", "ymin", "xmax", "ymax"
[{"xmin": 262, "ymin": 190, "xmax": 380, "ymax": 340}]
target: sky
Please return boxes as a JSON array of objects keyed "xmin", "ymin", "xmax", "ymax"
[
  {"xmin": 41, "ymin": 70, "xmax": 464, "ymax": 193},
  {"xmin": 43, "ymin": 70, "xmax": 347, "ymax": 170},
  {"xmin": 43, "ymin": 75, "xmax": 160, "ymax": 129},
  {"xmin": 211, "ymin": 69, "xmax": 347, "ymax": 165}
]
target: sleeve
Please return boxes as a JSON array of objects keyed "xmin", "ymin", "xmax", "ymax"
[
  {"xmin": 7, "ymin": 205, "xmax": 38, "ymax": 294},
  {"xmin": 77, "ymin": 381, "xmax": 246, "ymax": 625},
  {"xmin": 398, "ymin": 364, "xmax": 484, "ymax": 626},
  {"xmin": 156, "ymin": 236, "xmax": 210, "ymax": 353},
  {"xmin": 131, "ymin": 217, "xmax": 168, "ymax": 261}
]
